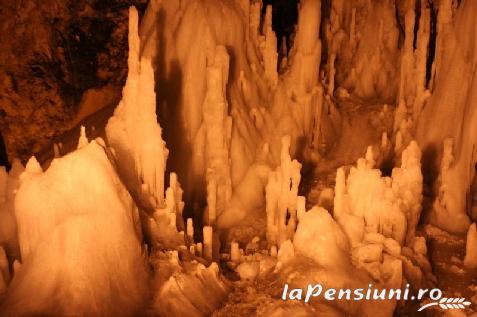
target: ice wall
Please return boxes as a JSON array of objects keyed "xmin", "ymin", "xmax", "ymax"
[
  {"xmin": 416, "ymin": 0, "xmax": 477, "ymax": 233},
  {"xmin": 2, "ymin": 140, "xmax": 148, "ymax": 316}
]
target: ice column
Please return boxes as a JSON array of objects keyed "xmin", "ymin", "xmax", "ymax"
[{"xmin": 203, "ymin": 46, "xmax": 233, "ymax": 220}]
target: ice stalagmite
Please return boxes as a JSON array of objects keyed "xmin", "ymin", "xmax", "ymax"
[
  {"xmin": 5, "ymin": 140, "xmax": 148, "ymax": 316},
  {"xmin": 106, "ymin": 6, "xmax": 168, "ymax": 208},
  {"xmin": 288, "ymin": 0, "xmax": 322, "ymax": 96},
  {"xmin": 260, "ymin": 16, "xmax": 278, "ymax": 87},
  {"xmin": 335, "ymin": 141, "xmax": 422, "ymax": 246},
  {"xmin": 266, "ymin": 136, "xmax": 301, "ymax": 247},
  {"xmin": 430, "ymin": 139, "xmax": 471, "ymax": 233},
  {"xmin": 203, "ymin": 45, "xmax": 233, "ymax": 223}
]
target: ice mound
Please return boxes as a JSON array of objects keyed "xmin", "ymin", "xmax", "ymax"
[
  {"xmin": 293, "ymin": 207, "xmax": 350, "ymax": 269},
  {"xmin": 1, "ymin": 140, "xmax": 148, "ymax": 316}
]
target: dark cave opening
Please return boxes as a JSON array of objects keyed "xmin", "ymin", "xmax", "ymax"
[{"xmin": 0, "ymin": 132, "xmax": 9, "ymax": 170}]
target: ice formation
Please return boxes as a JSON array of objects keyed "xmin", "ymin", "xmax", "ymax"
[
  {"xmin": 417, "ymin": 0, "xmax": 477, "ymax": 233},
  {"xmin": 266, "ymin": 136, "xmax": 301, "ymax": 247},
  {"xmin": 106, "ymin": 7, "xmax": 168, "ymax": 209},
  {"xmin": 3, "ymin": 140, "xmax": 148, "ymax": 316},
  {"xmin": 1, "ymin": 0, "xmax": 477, "ymax": 315},
  {"xmin": 334, "ymin": 141, "xmax": 422, "ymax": 246}
]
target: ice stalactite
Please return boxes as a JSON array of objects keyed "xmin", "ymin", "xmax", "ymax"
[
  {"xmin": 106, "ymin": 6, "xmax": 168, "ymax": 209},
  {"xmin": 266, "ymin": 136, "xmax": 301, "ymax": 247}
]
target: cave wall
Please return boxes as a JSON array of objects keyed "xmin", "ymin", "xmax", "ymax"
[{"xmin": 0, "ymin": 0, "xmax": 148, "ymax": 163}]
